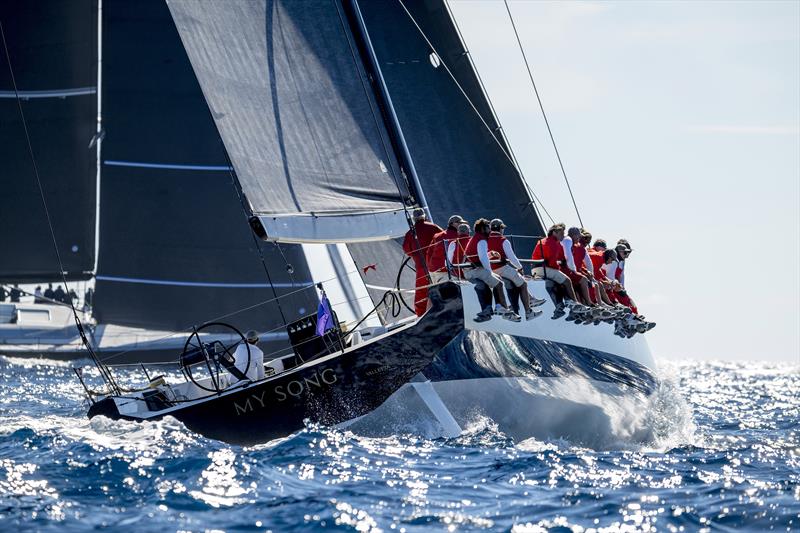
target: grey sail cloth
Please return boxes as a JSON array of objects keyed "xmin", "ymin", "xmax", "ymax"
[
  {"xmin": 93, "ymin": 0, "xmax": 318, "ymax": 335},
  {"xmin": 0, "ymin": 0, "xmax": 97, "ymax": 282},
  {"xmin": 347, "ymin": 239, "xmax": 417, "ymax": 322},
  {"xmin": 357, "ymin": 0, "xmax": 545, "ymax": 256},
  {"xmin": 166, "ymin": 0, "xmax": 412, "ymax": 243}
]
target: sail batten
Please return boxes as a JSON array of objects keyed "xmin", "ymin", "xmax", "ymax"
[{"xmin": 166, "ymin": 0, "xmax": 411, "ymax": 243}]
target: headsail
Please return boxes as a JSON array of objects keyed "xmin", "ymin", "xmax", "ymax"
[
  {"xmin": 166, "ymin": 0, "xmax": 413, "ymax": 244},
  {"xmin": 0, "ymin": 0, "xmax": 98, "ymax": 282},
  {"xmin": 357, "ymin": 0, "xmax": 545, "ymax": 255},
  {"xmin": 93, "ymin": 0, "xmax": 318, "ymax": 334}
]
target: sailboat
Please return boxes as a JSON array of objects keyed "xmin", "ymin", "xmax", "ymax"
[
  {"xmin": 75, "ymin": 0, "xmax": 657, "ymax": 445},
  {"xmin": 0, "ymin": 0, "xmax": 339, "ymax": 364}
]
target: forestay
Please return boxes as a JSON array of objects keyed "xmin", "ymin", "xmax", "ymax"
[{"xmin": 166, "ymin": 0, "xmax": 412, "ymax": 244}]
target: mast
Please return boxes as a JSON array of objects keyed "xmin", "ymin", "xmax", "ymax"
[
  {"xmin": 93, "ymin": 0, "xmax": 103, "ymax": 275},
  {"xmin": 347, "ymin": 0, "xmax": 429, "ymax": 218}
]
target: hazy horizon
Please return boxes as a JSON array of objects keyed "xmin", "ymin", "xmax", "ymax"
[{"xmin": 449, "ymin": 0, "xmax": 799, "ymax": 362}]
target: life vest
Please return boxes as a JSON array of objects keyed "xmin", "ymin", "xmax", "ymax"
[
  {"xmin": 615, "ymin": 259, "xmax": 625, "ymax": 282},
  {"xmin": 531, "ymin": 235, "xmax": 564, "ymax": 269},
  {"xmin": 464, "ymin": 232, "xmax": 488, "ymax": 267},
  {"xmin": 426, "ymin": 228, "xmax": 458, "ymax": 273},
  {"xmin": 588, "ymin": 248, "xmax": 605, "ymax": 273},
  {"xmin": 486, "ymin": 231, "xmax": 508, "ymax": 268},
  {"xmin": 572, "ymin": 243, "xmax": 588, "ymax": 274},
  {"xmin": 451, "ymin": 235, "xmax": 470, "ymax": 278}
]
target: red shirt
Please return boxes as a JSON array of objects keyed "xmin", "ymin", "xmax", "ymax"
[
  {"xmin": 464, "ymin": 232, "xmax": 488, "ymax": 266},
  {"xmin": 588, "ymin": 248, "xmax": 605, "ymax": 274},
  {"xmin": 426, "ymin": 228, "xmax": 458, "ymax": 273},
  {"xmin": 573, "ymin": 243, "xmax": 589, "ymax": 275},
  {"xmin": 487, "ymin": 231, "xmax": 508, "ymax": 268},
  {"xmin": 532, "ymin": 235, "xmax": 564, "ymax": 269},
  {"xmin": 402, "ymin": 220, "xmax": 443, "ymax": 265},
  {"xmin": 451, "ymin": 235, "xmax": 470, "ymax": 278}
]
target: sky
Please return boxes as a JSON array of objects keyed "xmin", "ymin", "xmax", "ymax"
[{"xmin": 448, "ymin": 0, "xmax": 799, "ymax": 362}]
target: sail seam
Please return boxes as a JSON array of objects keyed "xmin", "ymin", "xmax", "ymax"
[
  {"xmin": 95, "ymin": 276, "xmax": 307, "ymax": 288},
  {"xmin": 103, "ymin": 160, "xmax": 232, "ymax": 171},
  {"xmin": 0, "ymin": 87, "xmax": 96, "ymax": 98}
]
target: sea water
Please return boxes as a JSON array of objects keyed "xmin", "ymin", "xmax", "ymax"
[{"xmin": 0, "ymin": 357, "xmax": 797, "ymax": 531}]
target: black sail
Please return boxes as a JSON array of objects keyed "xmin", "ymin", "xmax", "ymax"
[
  {"xmin": 93, "ymin": 0, "xmax": 318, "ymax": 334},
  {"xmin": 357, "ymin": 0, "xmax": 545, "ymax": 254},
  {"xmin": 166, "ymin": 0, "xmax": 412, "ymax": 244},
  {"xmin": 0, "ymin": 0, "xmax": 97, "ymax": 282}
]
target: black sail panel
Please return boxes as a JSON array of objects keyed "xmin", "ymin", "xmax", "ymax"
[
  {"xmin": 357, "ymin": 0, "xmax": 545, "ymax": 255},
  {"xmin": 166, "ymin": 0, "xmax": 411, "ymax": 243},
  {"xmin": 94, "ymin": 0, "xmax": 317, "ymax": 334},
  {"xmin": 0, "ymin": 0, "xmax": 97, "ymax": 282}
]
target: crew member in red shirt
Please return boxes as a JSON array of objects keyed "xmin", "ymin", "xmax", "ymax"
[
  {"xmin": 426, "ymin": 214, "xmax": 466, "ymax": 284},
  {"xmin": 531, "ymin": 223, "xmax": 579, "ymax": 304},
  {"xmin": 402, "ymin": 208, "xmax": 443, "ymax": 316},
  {"xmin": 446, "ymin": 223, "xmax": 471, "ymax": 279},
  {"xmin": 487, "ymin": 218, "xmax": 540, "ymax": 320}
]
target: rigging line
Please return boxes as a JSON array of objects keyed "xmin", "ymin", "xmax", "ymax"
[
  {"xmin": 0, "ymin": 20, "xmax": 119, "ymax": 392},
  {"xmin": 443, "ymin": 0, "xmax": 553, "ymax": 227},
  {"xmin": 502, "ymin": 0, "xmax": 583, "ymax": 228},
  {"xmin": 223, "ymin": 148, "xmax": 290, "ymax": 329},
  {"xmin": 395, "ymin": 0, "xmax": 554, "ymax": 226}
]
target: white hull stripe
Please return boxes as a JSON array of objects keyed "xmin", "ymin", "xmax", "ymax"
[
  {"xmin": 0, "ymin": 87, "xmax": 97, "ymax": 99},
  {"xmin": 95, "ymin": 275, "xmax": 310, "ymax": 288},
  {"xmin": 103, "ymin": 160, "xmax": 232, "ymax": 171}
]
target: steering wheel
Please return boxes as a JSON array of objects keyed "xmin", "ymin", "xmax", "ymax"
[{"xmin": 180, "ymin": 322, "xmax": 249, "ymax": 392}]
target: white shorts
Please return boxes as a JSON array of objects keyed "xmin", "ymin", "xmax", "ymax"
[
  {"xmin": 494, "ymin": 264, "xmax": 525, "ymax": 287},
  {"xmin": 464, "ymin": 267, "xmax": 502, "ymax": 288},
  {"xmin": 531, "ymin": 266, "xmax": 570, "ymax": 285}
]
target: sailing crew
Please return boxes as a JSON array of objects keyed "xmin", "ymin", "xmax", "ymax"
[
  {"xmin": 487, "ymin": 218, "xmax": 540, "ymax": 320},
  {"xmin": 446, "ymin": 223, "xmax": 471, "ymax": 279},
  {"xmin": 607, "ymin": 240, "xmax": 638, "ymax": 314},
  {"xmin": 233, "ymin": 329, "xmax": 265, "ymax": 382},
  {"xmin": 43, "ymin": 283, "xmax": 54, "ymax": 302},
  {"xmin": 402, "ymin": 208, "xmax": 443, "ymax": 316},
  {"xmin": 464, "ymin": 218, "xmax": 519, "ymax": 322},
  {"xmin": 9, "ymin": 285, "xmax": 21, "ymax": 302},
  {"xmin": 0, "ymin": 285, "xmax": 6, "ymax": 302},
  {"xmin": 53, "ymin": 285, "xmax": 66, "ymax": 304},
  {"xmin": 562, "ymin": 227, "xmax": 594, "ymax": 306},
  {"xmin": 581, "ymin": 233, "xmax": 614, "ymax": 307},
  {"xmin": 427, "ymin": 214, "xmax": 467, "ymax": 284},
  {"xmin": 531, "ymin": 223, "xmax": 580, "ymax": 308},
  {"xmin": 34, "ymin": 286, "xmax": 43, "ymax": 304}
]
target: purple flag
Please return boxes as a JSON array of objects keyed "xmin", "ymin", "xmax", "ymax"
[{"xmin": 316, "ymin": 294, "xmax": 334, "ymax": 337}]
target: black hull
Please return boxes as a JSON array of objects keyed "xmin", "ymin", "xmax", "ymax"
[{"xmin": 88, "ymin": 282, "xmax": 464, "ymax": 445}]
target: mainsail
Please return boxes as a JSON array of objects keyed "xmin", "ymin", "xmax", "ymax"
[
  {"xmin": 93, "ymin": 0, "xmax": 318, "ymax": 333},
  {"xmin": 167, "ymin": 0, "xmax": 414, "ymax": 244},
  {"xmin": 0, "ymin": 0, "xmax": 98, "ymax": 282}
]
